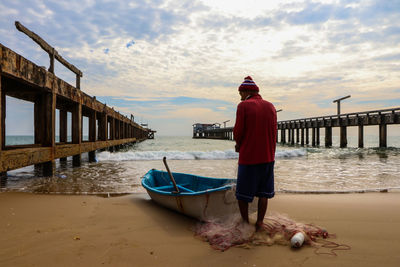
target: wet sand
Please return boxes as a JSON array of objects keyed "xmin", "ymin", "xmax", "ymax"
[{"xmin": 0, "ymin": 192, "xmax": 399, "ymax": 267}]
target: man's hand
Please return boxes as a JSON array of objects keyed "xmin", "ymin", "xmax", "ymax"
[{"xmin": 235, "ymin": 144, "xmax": 240, "ymax": 152}]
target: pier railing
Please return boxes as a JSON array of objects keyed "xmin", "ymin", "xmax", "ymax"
[
  {"xmin": 15, "ymin": 21, "xmax": 83, "ymax": 89},
  {"xmin": 0, "ymin": 23, "xmax": 154, "ymax": 176}
]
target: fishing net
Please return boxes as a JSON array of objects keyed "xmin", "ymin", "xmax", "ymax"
[{"xmin": 193, "ymin": 211, "xmax": 350, "ymax": 255}]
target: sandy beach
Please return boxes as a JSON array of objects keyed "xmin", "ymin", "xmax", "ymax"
[{"xmin": 0, "ymin": 192, "xmax": 399, "ymax": 267}]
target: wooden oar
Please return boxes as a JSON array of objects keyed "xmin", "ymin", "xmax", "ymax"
[{"xmin": 162, "ymin": 157, "xmax": 179, "ymax": 193}]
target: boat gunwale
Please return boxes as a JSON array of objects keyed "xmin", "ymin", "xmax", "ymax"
[{"xmin": 141, "ymin": 169, "xmax": 236, "ymax": 196}]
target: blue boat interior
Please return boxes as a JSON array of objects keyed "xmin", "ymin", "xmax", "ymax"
[{"xmin": 142, "ymin": 169, "xmax": 235, "ymax": 195}]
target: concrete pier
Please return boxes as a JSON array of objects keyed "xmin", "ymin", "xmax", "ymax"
[
  {"xmin": 0, "ymin": 24, "xmax": 154, "ymax": 176},
  {"xmin": 193, "ymin": 107, "xmax": 400, "ymax": 149},
  {"xmin": 278, "ymin": 108, "xmax": 400, "ymax": 148}
]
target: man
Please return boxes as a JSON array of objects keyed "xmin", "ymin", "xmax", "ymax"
[{"xmin": 233, "ymin": 76, "xmax": 277, "ymax": 230}]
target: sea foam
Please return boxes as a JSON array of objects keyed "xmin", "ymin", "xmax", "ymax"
[{"xmin": 96, "ymin": 149, "xmax": 307, "ymax": 161}]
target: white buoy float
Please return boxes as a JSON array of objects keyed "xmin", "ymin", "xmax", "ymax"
[{"xmin": 290, "ymin": 232, "xmax": 305, "ymax": 248}]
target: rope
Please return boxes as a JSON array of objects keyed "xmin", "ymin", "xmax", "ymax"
[
  {"xmin": 194, "ymin": 212, "xmax": 351, "ymax": 255},
  {"xmin": 313, "ymin": 239, "xmax": 351, "ymax": 256}
]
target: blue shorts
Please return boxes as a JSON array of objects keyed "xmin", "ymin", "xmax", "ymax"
[{"xmin": 236, "ymin": 162, "xmax": 275, "ymax": 203}]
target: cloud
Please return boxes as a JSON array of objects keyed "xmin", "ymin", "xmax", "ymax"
[
  {"xmin": 373, "ymin": 53, "xmax": 400, "ymax": 62},
  {"xmin": 1, "ymin": 0, "xmax": 399, "ymax": 135},
  {"xmin": 126, "ymin": 40, "xmax": 135, "ymax": 48},
  {"xmin": 284, "ymin": 2, "xmax": 334, "ymax": 25}
]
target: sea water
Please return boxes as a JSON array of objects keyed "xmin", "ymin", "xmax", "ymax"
[{"xmin": 1, "ymin": 135, "xmax": 400, "ymax": 194}]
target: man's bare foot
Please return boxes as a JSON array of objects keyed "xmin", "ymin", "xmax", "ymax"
[{"xmin": 255, "ymin": 222, "xmax": 264, "ymax": 232}]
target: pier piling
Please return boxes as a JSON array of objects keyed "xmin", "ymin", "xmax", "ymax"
[
  {"xmin": 358, "ymin": 125, "xmax": 364, "ymax": 148},
  {"xmin": 325, "ymin": 126, "xmax": 332, "ymax": 147},
  {"xmin": 379, "ymin": 123, "xmax": 387, "ymax": 148},
  {"xmin": 312, "ymin": 128, "xmax": 316, "ymax": 146},
  {"xmin": 340, "ymin": 126, "xmax": 347, "ymax": 148}
]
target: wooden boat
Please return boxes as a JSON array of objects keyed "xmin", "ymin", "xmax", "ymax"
[{"xmin": 141, "ymin": 168, "xmax": 241, "ymax": 221}]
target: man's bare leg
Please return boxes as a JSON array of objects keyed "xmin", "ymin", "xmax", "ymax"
[
  {"xmin": 256, "ymin": 197, "xmax": 268, "ymax": 231},
  {"xmin": 238, "ymin": 199, "xmax": 249, "ymax": 223}
]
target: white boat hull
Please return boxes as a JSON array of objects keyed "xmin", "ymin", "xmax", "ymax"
[{"xmin": 146, "ymin": 188, "xmax": 257, "ymax": 221}]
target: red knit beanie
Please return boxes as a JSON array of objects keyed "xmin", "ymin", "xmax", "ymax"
[{"xmin": 238, "ymin": 76, "xmax": 259, "ymax": 92}]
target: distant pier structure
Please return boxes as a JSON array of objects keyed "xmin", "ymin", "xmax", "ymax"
[
  {"xmin": 0, "ymin": 22, "xmax": 155, "ymax": 177},
  {"xmin": 193, "ymin": 107, "xmax": 400, "ymax": 148},
  {"xmin": 193, "ymin": 123, "xmax": 233, "ymax": 140},
  {"xmin": 278, "ymin": 107, "xmax": 400, "ymax": 148}
]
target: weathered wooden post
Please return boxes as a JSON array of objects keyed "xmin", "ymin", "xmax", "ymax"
[
  {"xmin": 99, "ymin": 111, "xmax": 107, "ymax": 141},
  {"xmin": 34, "ymin": 92, "xmax": 56, "ymax": 176},
  {"xmin": 121, "ymin": 120, "xmax": 124, "ymax": 139},
  {"xmin": 358, "ymin": 125, "xmax": 364, "ymax": 148},
  {"xmin": 286, "ymin": 128, "xmax": 289, "ymax": 144},
  {"xmin": 72, "ymin": 102, "xmax": 82, "ymax": 166},
  {"xmin": 112, "ymin": 118, "xmax": 116, "ymax": 140},
  {"xmin": 325, "ymin": 126, "xmax": 332, "ymax": 147},
  {"xmin": 379, "ymin": 113, "xmax": 387, "ymax": 148},
  {"xmin": 118, "ymin": 120, "xmax": 121, "ymax": 140},
  {"xmin": 111, "ymin": 117, "xmax": 118, "ymax": 151},
  {"xmin": 113, "ymin": 118, "xmax": 119, "ymax": 140},
  {"xmin": 0, "ymin": 76, "xmax": 4, "ymax": 151},
  {"xmin": 358, "ymin": 114, "xmax": 364, "ymax": 148},
  {"xmin": 324, "ymin": 117, "xmax": 332, "ymax": 148},
  {"xmin": 296, "ymin": 128, "xmax": 299, "ymax": 143},
  {"xmin": 76, "ymin": 74, "xmax": 81, "ymax": 90},
  {"xmin": 88, "ymin": 110, "xmax": 96, "ymax": 162},
  {"xmin": 117, "ymin": 119, "xmax": 121, "ymax": 140},
  {"xmin": 118, "ymin": 120, "xmax": 124, "ymax": 139},
  {"xmin": 49, "ymin": 48, "xmax": 55, "ymax": 73},
  {"xmin": 316, "ymin": 127, "xmax": 320, "ymax": 146},
  {"xmin": 301, "ymin": 128, "xmax": 304, "ymax": 146},
  {"xmin": 59, "ymin": 109, "xmax": 68, "ymax": 161},
  {"xmin": 333, "ymin": 95, "xmax": 351, "ymax": 115},
  {"xmin": 306, "ymin": 127, "xmax": 309, "ymax": 145},
  {"xmin": 45, "ymin": 93, "xmax": 56, "ymax": 175},
  {"xmin": 312, "ymin": 127, "xmax": 316, "ymax": 146},
  {"xmin": 280, "ymin": 129, "xmax": 285, "ymax": 144},
  {"xmin": 0, "ymin": 73, "xmax": 6, "ymax": 178},
  {"xmin": 291, "ymin": 128, "xmax": 295, "ymax": 145},
  {"xmin": 340, "ymin": 126, "xmax": 347, "ymax": 148}
]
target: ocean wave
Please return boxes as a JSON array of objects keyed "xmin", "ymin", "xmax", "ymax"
[{"xmin": 97, "ymin": 149, "xmax": 307, "ymax": 161}]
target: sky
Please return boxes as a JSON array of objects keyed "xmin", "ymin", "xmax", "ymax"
[{"xmin": 1, "ymin": 0, "xmax": 399, "ymax": 136}]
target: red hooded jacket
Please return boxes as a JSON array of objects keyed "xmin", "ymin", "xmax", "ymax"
[{"xmin": 234, "ymin": 94, "xmax": 277, "ymax": 165}]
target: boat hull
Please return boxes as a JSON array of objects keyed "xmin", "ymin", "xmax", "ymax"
[
  {"xmin": 145, "ymin": 186, "xmax": 239, "ymax": 221},
  {"xmin": 142, "ymin": 169, "xmax": 256, "ymax": 221}
]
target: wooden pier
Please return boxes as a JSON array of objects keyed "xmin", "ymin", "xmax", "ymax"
[
  {"xmin": 193, "ymin": 123, "xmax": 234, "ymax": 140},
  {"xmin": 0, "ymin": 22, "xmax": 154, "ymax": 176},
  {"xmin": 278, "ymin": 107, "xmax": 400, "ymax": 148},
  {"xmin": 193, "ymin": 107, "xmax": 400, "ymax": 148}
]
